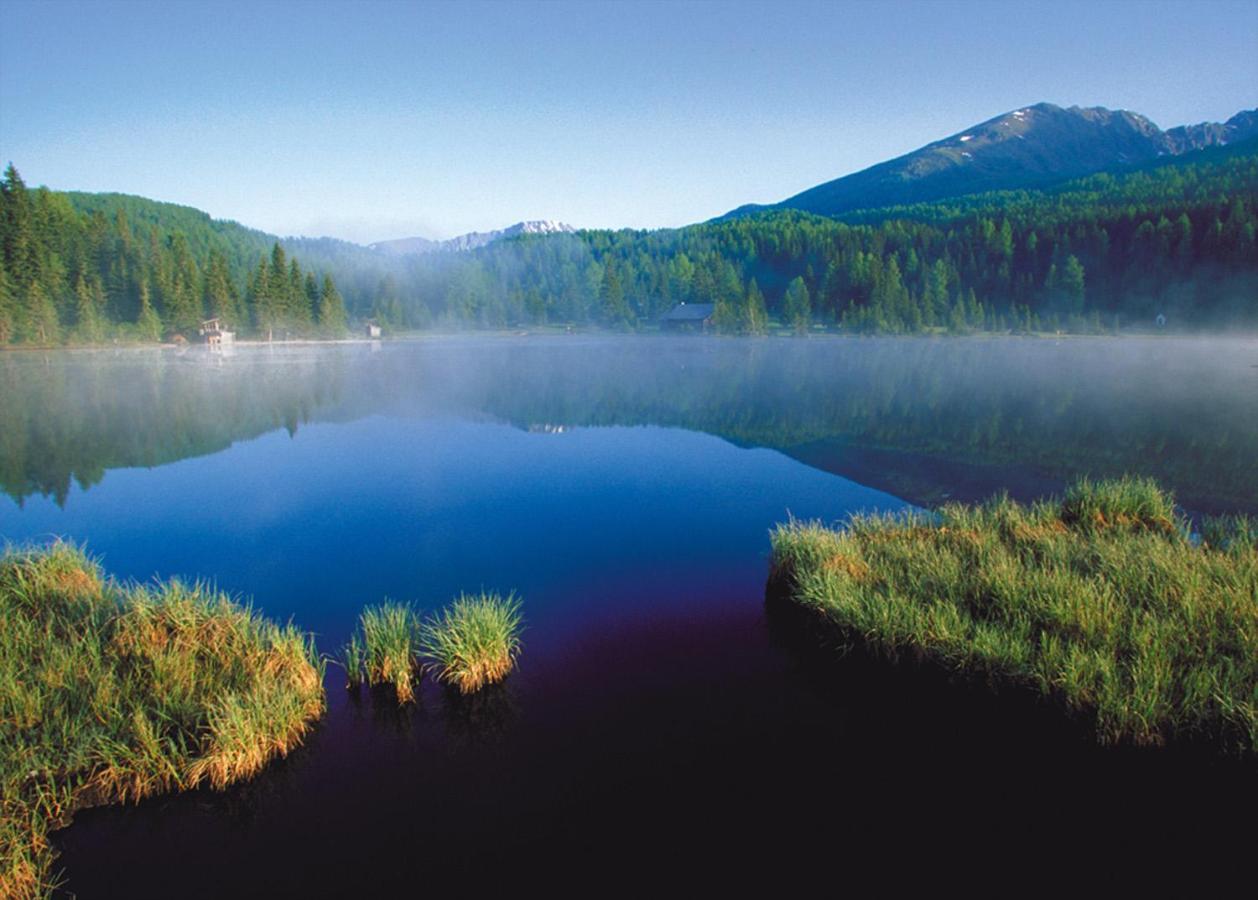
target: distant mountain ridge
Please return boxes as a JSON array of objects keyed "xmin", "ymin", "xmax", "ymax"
[
  {"xmin": 727, "ymin": 103, "xmax": 1258, "ymax": 219},
  {"xmin": 370, "ymin": 220, "xmax": 575, "ymax": 256}
]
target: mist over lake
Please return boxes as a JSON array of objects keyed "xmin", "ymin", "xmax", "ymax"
[{"xmin": 4, "ymin": 334, "xmax": 1257, "ymax": 643}]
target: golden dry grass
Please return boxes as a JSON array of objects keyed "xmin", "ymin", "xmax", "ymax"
[{"xmin": 0, "ymin": 542, "xmax": 325, "ymax": 898}]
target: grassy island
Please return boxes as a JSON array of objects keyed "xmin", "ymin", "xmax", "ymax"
[
  {"xmin": 0, "ymin": 544, "xmax": 325, "ymax": 899},
  {"xmin": 770, "ymin": 478, "xmax": 1258, "ymax": 752},
  {"xmin": 422, "ymin": 592, "xmax": 523, "ymax": 694}
]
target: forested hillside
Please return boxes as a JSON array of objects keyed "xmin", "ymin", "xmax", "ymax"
[
  {"xmin": 0, "ymin": 166, "xmax": 347, "ymax": 345},
  {"xmin": 386, "ymin": 139, "xmax": 1258, "ymax": 333},
  {"xmin": 2, "ymin": 138, "xmax": 1256, "ymax": 345}
]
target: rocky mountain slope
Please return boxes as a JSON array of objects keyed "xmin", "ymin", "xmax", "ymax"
[{"xmin": 727, "ymin": 103, "xmax": 1258, "ymax": 218}]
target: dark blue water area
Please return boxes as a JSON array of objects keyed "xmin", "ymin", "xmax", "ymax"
[
  {"xmin": 3, "ymin": 344, "xmax": 1255, "ymax": 894},
  {"xmin": 0, "ymin": 415, "xmax": 903, "ymax": 652}
]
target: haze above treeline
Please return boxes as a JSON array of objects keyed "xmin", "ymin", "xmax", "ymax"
[{"xmin": 1, "ymin": 101, "xmax": 1256, "ymax": 344}]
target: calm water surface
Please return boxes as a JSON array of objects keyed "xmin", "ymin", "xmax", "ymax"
[{"xmin": 1, "ymin": 335, "xmax": 1255, "ymax": 893}]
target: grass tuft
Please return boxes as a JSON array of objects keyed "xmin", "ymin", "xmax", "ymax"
[
  {"xmin": 0, "ymin": 542, "xmax": 325, "ymax": 899},
  {"xmin": 1059, "ymin": 475, "xmax": 1181, "ymax": 534},
  {"xmin": 349, "ymin": 602, "xmax": 421, "ymax": 702},
  {"xmin": 770, "ymin": 480, "xmax": 1258, "ymax": 752},
  {"xmin": 421, "ymin": 592, "xmax": 523, "ymax": 694}
]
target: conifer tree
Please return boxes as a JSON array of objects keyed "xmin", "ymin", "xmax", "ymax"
[
  {"xmin": 600, "ymin": 261, "xmax": 631, "ymax": 328},
  {"xmin": 948, "ymin": 293, "xmax": 969, "ymax": 334},
  {"xmin": 1062, "ymin": 255, "xmax": 1086, "ymax": 315},
  {"xmin": 305, "ymin": 271, "xmax": 321, "ymax": 323},
  {"xmin": 162, "ymin": 233, "xmax": 203, "ymax": 335},
  {"xmin": 204, "ymin": 252, "xmax": 240, "ymax": 326},
  {"xmin": 22, "ymin": 281, "xmax": 59, "ymax": 344},
  {"xmin": 288, "ymin": 258, "xmax": 309, "ymax": 328},
  {"xmin": 317, "ymin": 274, "xmax": 347, "ymax": 337},
  {"xmin": 0, "ymin": 260, "xmax": 14, "ymax": 344},
  {"xmin": 269, "ymin": 243, "xmax": 288, "ymax": 294},
  {"xmin": 252, "ymin": 254, "xmax": 280, "ymax": 338},
  {"xmin": 743, "ymin": 279, "xmax": 768, "ymax": 335},
  {"xmin": 136, "ymin": 279, "xmax": 162, "ymax": 341},
  {"xmin": 73, "ymin": 273, "xmax": 104, "ymax": 343},
  {"xmin": 1, "ymin": 164, "xmax": 37, "ymax": 288},
  {"xmin": 965, "ymin": 288, "xmax": 983, "ymax": 329},
  {"xmin": 712, "ymin": 293, "xmax": 740, "ymax": 333},
  {"xmin": 783, "ymin": 276, "xmax": 811, "ymax": 335}
]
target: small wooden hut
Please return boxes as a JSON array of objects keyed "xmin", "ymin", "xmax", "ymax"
[
  {"xmin": 198, "ymin": 318, "xmax": 235, "ymax": 347},
  {"xmin": 660, "ymin": 303, "xmax": 715, "ymax": 332}
]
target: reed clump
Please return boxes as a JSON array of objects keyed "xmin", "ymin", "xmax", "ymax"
[
  {"xmin": 770, "ymin": 478, "xmax": 1258, "ymax": 752},
  {"xmin": 0, "ymin": 542, "xmax": 325, "ymax": 899},
  {"xmin": 421, "ymin": 592, "xmax": 523, "ymax": 694},
  {"xmin": 343, "ymin": 603, "xmax": 422, "ymax": 702}
]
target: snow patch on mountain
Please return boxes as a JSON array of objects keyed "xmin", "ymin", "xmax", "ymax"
[{"xmin": 370, "ymin": 220, "xmax": 577, "ymax": 256}]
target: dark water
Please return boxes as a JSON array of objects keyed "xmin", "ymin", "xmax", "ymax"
[{"xmin": 1, "ymin": 335, "xmax": 1255, "ymax": 894}]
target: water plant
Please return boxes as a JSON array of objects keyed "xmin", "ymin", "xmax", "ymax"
[
  {"xmin": 340, "ymin": 633, "xmax": 366, "ymax": 689},
  {"xmin": 769, "ymin": 478, "xmax": 1258, "ymax": 752},
  {"xmin": 421, "ymin": 592, "xmax": 523, "ymax": 694},
  {"xmin": 351, "ymin": 602, "xmax": 422, "ymax": 702},
  {"xmin": 0, "ymin": 541, "xmax": 325, "ymax": 899}
]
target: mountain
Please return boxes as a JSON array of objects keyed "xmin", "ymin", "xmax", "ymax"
[
  {"xmin": 370, "ymin": 220, "xmax": 575, "ymax": 256},
  {"xmin": 365, "ymin": 235, "xmax": 440, "ymax": 255},
  {"xmin": 727, "ymin": 103, "xmax": 1258, "ymax": 218},
  {"xmin": 1165, "ymin": 110, "xmax": 1258, "ymax": 153}
]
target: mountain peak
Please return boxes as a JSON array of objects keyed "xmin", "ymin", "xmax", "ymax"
[
  {"xmin": 515, "ymin": 220, "xmax": 576, "ymax": 235},
  {"xmin": 370, "ymin": 220, "xmax": 576, "ymax": 256},
  {"xmin": 726, "ymin": 103, "xmax": 1257, "ymax": 219}
]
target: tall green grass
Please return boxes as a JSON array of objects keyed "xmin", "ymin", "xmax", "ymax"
[
  {"xmin": 421, "ymin": 592, "xmax": 523, "ymax": 694},
  {"xmin": 343, "ymin": 603, "xmax": 422, "ymax": 702},
  {"xmin": 1059, "ymin": 475, "xmax": 1180, "ymax": 533},
  {"xmin": 0, "ymin": 542, "xmax": 325, "ymax": 899},
  {"xmin": 770, "ymin": 478, "xmax": 1258, "ymax": 752}
]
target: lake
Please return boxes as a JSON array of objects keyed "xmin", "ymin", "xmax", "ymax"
[{"xmin": 2, "ymin": 334, "xmax": 1256, "ymax": 894}]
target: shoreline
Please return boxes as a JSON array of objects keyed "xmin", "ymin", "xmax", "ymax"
[{"xmin": 4, "ymin": 327, "xmax": 1257, "ymax": 353}]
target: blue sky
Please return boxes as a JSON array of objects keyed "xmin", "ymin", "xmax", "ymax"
[{"xmin": 2, "ymin": 0, "xmax": 1255, "ymax": 242}]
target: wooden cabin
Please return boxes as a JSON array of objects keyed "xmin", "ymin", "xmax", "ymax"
[
  {"xmin": 366, "ymin": 321, "xmax": 382, "ymax": 339},
  {"xmin": 199, "ymin": 318, "xmax": 235, "ymax": 347},
  {"xmin": 660, "ymin": 302, "xmax": 715, "ymax": 332}
]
